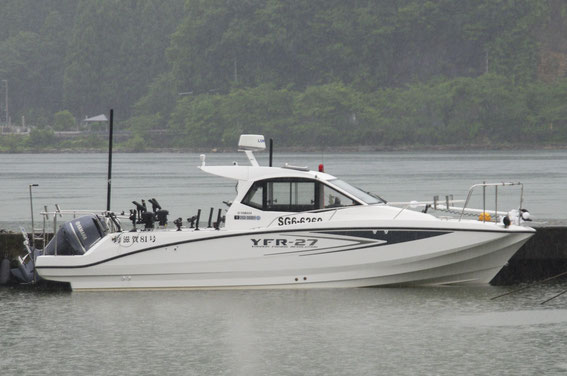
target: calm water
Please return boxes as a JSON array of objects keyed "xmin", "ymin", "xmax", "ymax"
[
  {"xmin": 1, "ymin": 149, "xmax": 567, "ymax": 230},
  {"xmin": 1, "ymin": 285, "xmax": 566, "ymax": 375},
  {"xmin": 1, "ymin": 151, "xmax": 567, "ymax": 375}
]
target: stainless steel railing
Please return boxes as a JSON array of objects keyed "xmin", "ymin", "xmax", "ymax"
[{"xmin": 459, "ymin": 182, "xmax": 524, "ymax": 224}]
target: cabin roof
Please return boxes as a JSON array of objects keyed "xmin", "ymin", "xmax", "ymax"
[{"xmin": 199, "ymin": 165, "xmax": 336, "ymax": 182}]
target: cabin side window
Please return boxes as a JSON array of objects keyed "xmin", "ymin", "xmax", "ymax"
[
  {"xmin": 266, "ymin": 180, "xmax": 316, "ymax": 212},
  {"xmin": 242, "ymin": 178, "xmax": 361, "ymax": 212},
  {"xmin": 242, "ymin": 178, "xmax": 317, "ymax": 212}
]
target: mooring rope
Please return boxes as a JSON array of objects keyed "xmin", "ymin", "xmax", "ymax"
[
  {"xmin": 540, "ymin": 289, "xmax": 567, "ymax": 305},
  {"xmin": 490, "ymin": 269, "xmax": 567, "ymax": 300}
]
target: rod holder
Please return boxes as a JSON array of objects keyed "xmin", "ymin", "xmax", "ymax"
[
  {"xmin": 207, "ymin": 208, "xmax": 214, "ymax": 228},
  {"xmin": 215, "ymin": 208, "xmax": 222, "ymax": 230},
  {"xmin": 195, "ymin": 209, "xmax": 201, "ymax": 231}
]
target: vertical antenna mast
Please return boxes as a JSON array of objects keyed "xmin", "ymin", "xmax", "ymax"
[
  {"xmin": 106, "ymin": 109, "xmax": 114, "ymax": 211},
  {"xmin": 269, "ymin": 138, "xmax": 273, "ymax": 167}
]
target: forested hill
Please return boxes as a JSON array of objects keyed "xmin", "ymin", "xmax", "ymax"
[{"xmin": 1, "ymin": 0, "xmax": 567, "ymax": 151}]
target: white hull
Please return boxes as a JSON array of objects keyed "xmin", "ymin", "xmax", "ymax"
[{"xmin": 36, "ymin": 223, "xmax": 533, "ymax": 291}]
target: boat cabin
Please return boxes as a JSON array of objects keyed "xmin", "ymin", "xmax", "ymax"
[{"xmin": 199, "ymin": 135, "xmax": 385, "ymax": 230}]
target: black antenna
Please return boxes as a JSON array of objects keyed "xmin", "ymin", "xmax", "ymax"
[
  {"xmin": 106, "ymin": 109, "xmax": 114, "ymax": 211},
  {"xmin": 269, "ymin": 138, "xmax": 273, "ymax": 167}
]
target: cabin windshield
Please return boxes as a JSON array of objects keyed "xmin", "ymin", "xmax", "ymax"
[{"xmin": 329, "ymin": 179, "xmax": 386, "ymax": 205}]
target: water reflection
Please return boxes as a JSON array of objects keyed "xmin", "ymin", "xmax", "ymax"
[{"xmin": 1, "ymin": 284, "xmax": 565, "ymax": 375}]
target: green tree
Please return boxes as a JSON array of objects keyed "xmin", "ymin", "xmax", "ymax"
[
  {"xmin": 53, "ymin": 110, "xmax": 76, "ymax": 131},
  {"xmin": 64, "ymin": 0, "xmax": 184, "ymax": 118},
  {"xmin": 27, "ymin": 128, "xmax": 56, "ymax": 148},
  {"xmin": 293, "ymin": 83, "xmax": 363, "ymax": 146},
  {"xmin": 0, "ymin": 1, "xmax": 77, "ymax": 124}
]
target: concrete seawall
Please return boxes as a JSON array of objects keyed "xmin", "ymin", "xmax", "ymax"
[
  {"xmin": 491, "ymin": 225, "xmax": 567, "ymax": 284},
  {"xmin": 1, "ymin": 226, "xmax": 566, "ymax": 285},
  {"xmin": 0, "ymin": 231, "xmax": 52, "ymax": 262}
]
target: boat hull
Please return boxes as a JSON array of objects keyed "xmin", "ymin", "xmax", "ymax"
[{"xmin": 35, "ymin": 224, "xmax": 534, "ymax": 291}]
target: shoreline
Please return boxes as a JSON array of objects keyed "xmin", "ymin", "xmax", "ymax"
[{"xmin": 2, "ymin": 143, "xmax": 567, "ymax": 154}]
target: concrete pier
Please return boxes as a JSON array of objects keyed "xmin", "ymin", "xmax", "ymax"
[
  {"xmin": 1, "ymin": 226, "xmax": 566, "ymax": 285},
  {"xmin": 491, "ymin": 225, "xmax": 567, "ymax": 284},
  {"xmin": 0, "ymin": 231, "xmax": 26, "ymax": 260}
]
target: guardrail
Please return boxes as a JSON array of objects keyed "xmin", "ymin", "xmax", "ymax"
[{"xmin": 459, "ymin": 182, "xmax": 524, "ymax": 224}]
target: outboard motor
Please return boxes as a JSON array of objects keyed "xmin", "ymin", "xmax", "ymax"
[
  {"xmin": 44, "ymin": 214, "xmax": 109, "ymax": 256},
  {"xmin": 10, "ymin": 214, "xmax": 108, "ymax": 284}
]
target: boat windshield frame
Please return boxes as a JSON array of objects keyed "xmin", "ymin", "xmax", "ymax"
[{"xmin": 328, "ymin": 179, "xmax": 386, "ymax": 205}]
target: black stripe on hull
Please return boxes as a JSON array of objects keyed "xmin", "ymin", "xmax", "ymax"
[
  {"xmin": 320, "ymin": 229, "xmax": 448, "ymax": 244},
  {"xmin": 264, "ymin": 230, "xmax": 449, "ymax": 256},
  {"xmin": 36, "ymin": 226, "xmax": 532, "ymax": 269}
]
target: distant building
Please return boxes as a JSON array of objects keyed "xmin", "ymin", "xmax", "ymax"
[{"xmin": 82, "ymin": 114, "xmax": 108, "ymax": 132}]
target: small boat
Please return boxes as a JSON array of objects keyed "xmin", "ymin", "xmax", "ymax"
[{"xmin": 30, "ymin": 135, "xmax": 534, "ymax": 291}]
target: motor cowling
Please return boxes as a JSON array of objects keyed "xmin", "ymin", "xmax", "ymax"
[{"xmin": 44, "ymin": 214, "xmax": 108, "ymax": 255}]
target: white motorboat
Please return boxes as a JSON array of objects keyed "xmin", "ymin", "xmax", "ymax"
[{"xmin": 32, "ymin": 135, "xmax": 535, "ymax": 291}]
